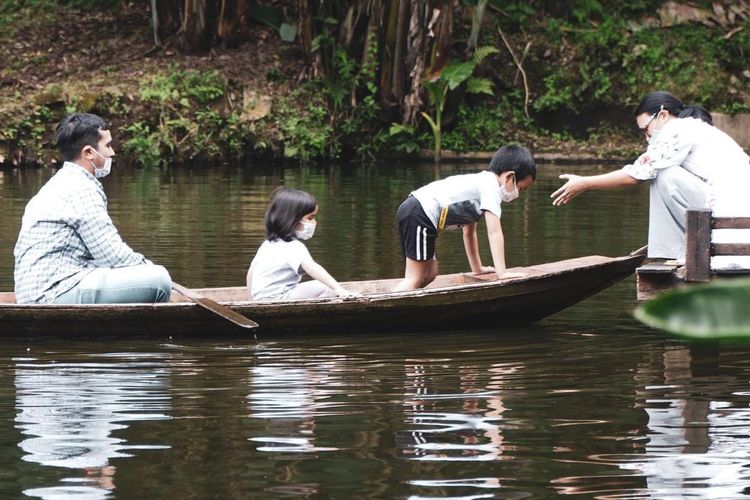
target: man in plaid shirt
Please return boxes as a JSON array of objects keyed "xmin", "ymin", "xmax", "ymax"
[{"xmin": 14, "ymin": 113, "xmax": 172, "ymax": 304}]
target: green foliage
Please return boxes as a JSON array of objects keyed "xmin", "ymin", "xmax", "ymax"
[
  {"xmin": 280, "ymin": 102, "xmax": 335, "ymax": 161},
  {"xmin": 491, "ymin": 0, "xmax": 535, "ymax": 27},
  {"xmin": 535, "ymin": 10, "xmax": 750, "ymax": 115},
  {"xmin": 421, "ymin": 47, "xmax": 498, "ymax": 162},
  {"xmin": 122, "ymin": 122, "xmax": 164, "ymax": 169},
  {"xmin": 635, "ymin": 279, "xmax": 750, "ymax": 341},
  {"xmin": 141, "ymin": 68, "xmax": 223, "ymax": 105},
  {"xmin": 387, "ymin": 124, "xmax": 421, "ymax": 155},
  {"xmin": 120, "ymin": 67, "xmax": 248, "ymax": 167}
]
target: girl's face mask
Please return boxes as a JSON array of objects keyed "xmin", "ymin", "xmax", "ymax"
[
  {"xmin": 500, "ymin": 173, "xmax": 519, "ymax": 203},
  {"xmin": 295, "ymin": 220, "xmax": 316, "ymax": 240}
]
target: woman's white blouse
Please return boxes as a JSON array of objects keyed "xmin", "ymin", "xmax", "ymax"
[{"xmin": 622, "ymin": 116, "xmax": 750, "ymax": 214}]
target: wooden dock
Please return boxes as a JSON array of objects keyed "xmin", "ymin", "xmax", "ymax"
[{"xmin": 636, "ymin": 209, "xmax": 750, "ymax": 300}]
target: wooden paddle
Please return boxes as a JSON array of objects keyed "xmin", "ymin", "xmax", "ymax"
[{"xmin": 172, "ymin": 282, "xmax": 259, "ymax": 329}]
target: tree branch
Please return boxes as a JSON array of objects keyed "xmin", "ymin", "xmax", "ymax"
[{"xmin": 498, "ymin": 27, "xmax": 530, "ymax": 120}]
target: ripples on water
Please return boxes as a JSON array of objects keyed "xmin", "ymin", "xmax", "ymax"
[{"xmin": 1, "ymin": 164, "xmax": 750, "ymax": 498}]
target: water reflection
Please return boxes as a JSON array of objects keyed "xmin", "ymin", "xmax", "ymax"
[
  {"xmin": 248, "ymin": 350, "xmax": 343, "ymax": 455},
  {"xmin": 621, "ymin": 345, "xmax": 750, "ymax": 497},
  {"xmin": 14, "ymin": 355, "xmax": 172, "ymax": 499}
]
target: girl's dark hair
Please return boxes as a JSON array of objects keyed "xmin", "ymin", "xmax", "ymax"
[
  {"xmin": 634, "ymin": 91, "xmax": 684, "ymax": 118},
  {"xmin": 488, "ymin": 144, "xmax": 536, "ymax": 180},
  {"xmin": 55, "ymin": 113, "xmax": 110, "ymax": 162},
  {"xmin": 265, "ymin": 187, "xmax": 318, "ymax": 241}
]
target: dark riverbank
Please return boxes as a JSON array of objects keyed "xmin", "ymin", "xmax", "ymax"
[{"xmin": 1, "ymin": 2, "xmax": 749, "ymax": 168}]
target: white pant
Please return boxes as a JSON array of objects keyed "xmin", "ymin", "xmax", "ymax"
[
  {"xmin": 285, "ymin": 280, "xmax": 334, "ymax": 299},
  {"xmin": 649, "ymin": 166, "xmax": 750, "ymax": 269}
]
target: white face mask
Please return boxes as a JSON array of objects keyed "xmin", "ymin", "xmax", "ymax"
[
  {"xmin": 500, "ymin": 174, "xmax": 519, "ymax": 203},
  {"xmin": 88, "ymin": 147, "xmax": 112, "ymax": 178},
  {"xmin": 648, "ymin": 124, "xmax": 663, "ymax": 145},
  {"xmin": 295, "ymin": 220, "xmax": 316, "ymax": 240}
]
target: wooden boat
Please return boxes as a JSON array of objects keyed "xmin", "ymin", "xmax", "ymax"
[{"xmin": 0, "ymin": 251, "xmax": 645, "ymax": 337}]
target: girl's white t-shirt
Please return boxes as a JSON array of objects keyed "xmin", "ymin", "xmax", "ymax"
[{"xmin": 250, "ymin": 239, "xmax": 311, "ymax": 300}]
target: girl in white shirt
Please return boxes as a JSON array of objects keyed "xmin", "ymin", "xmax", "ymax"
[
  {"xmin": 552, "ymin": 90, "xmax": 750, "ymax": 264},
  {"xmin": 247, "ymin": 188, "xmax": 356, "ymax": 300}
]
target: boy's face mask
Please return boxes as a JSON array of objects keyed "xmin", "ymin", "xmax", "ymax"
[{"xmin": 500, "ymin": 173, "xmax": 519, "ymax": 203}]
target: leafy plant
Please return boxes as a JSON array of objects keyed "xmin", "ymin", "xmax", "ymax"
[
  {"xmin": 635, "ymin": 279, "xmax": 750, "ymax": 341},
  {"xmin": 421, "ymin": 47, "xmax": 498, "ymax": 162}
]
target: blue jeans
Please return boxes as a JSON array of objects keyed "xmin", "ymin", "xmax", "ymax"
[{"xmin": 53, "ymin": 265, "xmax": 172, "ymax": 304}]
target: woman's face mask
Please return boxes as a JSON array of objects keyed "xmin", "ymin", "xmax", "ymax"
[
  {"xmin": 500, "ymin": 173, "xmax": 519, "ymax": 203},
  {"xmin": 648, "ymin": 123, "xmax": 664, "ymax": 145},
  {"xmin": 295, "ymin": 220, "xmax": 317, "ymax": 240}
]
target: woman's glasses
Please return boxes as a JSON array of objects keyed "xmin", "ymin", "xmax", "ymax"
[{"xmin": 638, "ymin": 111, "xmax": 658, "ymax": 136}]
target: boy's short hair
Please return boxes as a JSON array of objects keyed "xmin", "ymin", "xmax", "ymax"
[
  {"xmin": 488, "ymin": 144, "xmax": 536, "ymax": 180},
  {"xmin": 265, "ymin": 187, "xmax": 318, "ymax": 242},
  {"xmin": 55, "ymin": 113, "xmax": 110, "ymax": 162}
]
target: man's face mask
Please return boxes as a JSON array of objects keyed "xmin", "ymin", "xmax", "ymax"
[{"xmin": 88, "ymin": 147, "xmax": 112, "ymax": 178}]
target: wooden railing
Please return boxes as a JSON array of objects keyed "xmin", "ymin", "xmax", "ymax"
[{"xmin": 685, "ymin": 209, "xmax": 750, "ymax": 281}]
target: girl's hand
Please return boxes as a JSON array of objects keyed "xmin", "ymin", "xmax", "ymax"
[
  {"xmin": 551, "ymin": 174, "xmax": 587, "ymax": 206},
  {"xmin": 474, "ymin": 266, "xmax": 495, "ymax": 275},
  {"xmin": 335, "ymin": 287, "xmax": 362, "ymax": 298}
]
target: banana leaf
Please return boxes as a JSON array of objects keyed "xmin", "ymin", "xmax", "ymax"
[{"xmin": 634, "ymin": 278, "xmax": 750, "ymax": 341}]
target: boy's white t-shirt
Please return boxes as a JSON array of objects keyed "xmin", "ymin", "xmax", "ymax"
[
  {"xmin": 411, "ymin": 170, "xmax": 503, "ymax": 230},
  {"xmin": 250, "ymin": 239, "xmax": 311, "ymax": 300}
]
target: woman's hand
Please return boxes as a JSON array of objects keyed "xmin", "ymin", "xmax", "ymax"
[{"xmin": 551, "ymin": 174, "xmax": 588, "ymax": 206}]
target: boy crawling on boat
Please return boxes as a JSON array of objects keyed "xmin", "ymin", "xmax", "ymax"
[{"xmin": 393, "ymin": 145, "xmax": 536, "ymax": 291}]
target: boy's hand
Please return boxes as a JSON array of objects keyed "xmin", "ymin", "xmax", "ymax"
[
  {"xmin": 474, "ymin": 266, "xmax": 495, "ymax": 275},
  {"xmin": 335, "ymin": 287, "xmax": 362, "ymax": 298}
]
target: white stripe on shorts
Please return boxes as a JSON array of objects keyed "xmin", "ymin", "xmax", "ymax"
[
  {"xmin": 416, "ymin": 225, "xmax": 422, "ymax": 260},
  {"xmin": 415, "ymin": 225, "xmax": 428, "ymax": 260}
]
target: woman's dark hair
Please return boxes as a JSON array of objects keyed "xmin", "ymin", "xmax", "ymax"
[
  {"xmin": 265, "ymin": 187, "xmax": 318, "ymax": 242},
  {"xmin": 55, "ymin": 113, "xmax": 110, "ymax": 162},
  {"xmin": 488, "ymin": 144, "xmax": 536, "ymax": 181},
  {"xmin": 634, "ymin": 91, "xmax": 684, "ymax": 118},
  {"xmin": 678, "ymin": 104, "xmax": 713, "ymax": 125}
]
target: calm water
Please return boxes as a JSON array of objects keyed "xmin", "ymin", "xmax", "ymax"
[{"xmin": 1, "ymin": 162, "xmax": 750, "ymax": 499}]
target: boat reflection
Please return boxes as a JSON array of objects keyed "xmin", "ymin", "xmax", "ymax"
[{"xmin": 14, "ymin": 355, "xmax": 172, "ymax": 499}]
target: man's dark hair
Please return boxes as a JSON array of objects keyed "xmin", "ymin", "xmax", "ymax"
[
  {"xmin": 265, "ymin": 187, "xmax": 318, "ymax": 242},
  {"xmin": 55, "ymin": 113, "xmax": 110, "ymax": 162},
  {"xmin": 488, "ymin": 144, "xmax": 536, "ymax": 180}
]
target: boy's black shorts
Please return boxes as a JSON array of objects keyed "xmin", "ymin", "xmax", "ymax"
[{"xmin": 397, "ymin": 196, "xmax": 437, "ymax": 261}]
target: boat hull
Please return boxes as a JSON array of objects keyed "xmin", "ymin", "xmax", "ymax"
[{"xmin": 0, "ymin": 253, "xmax": 644, "ymax": 337}]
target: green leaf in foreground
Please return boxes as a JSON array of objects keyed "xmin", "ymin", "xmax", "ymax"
[{"xmin": 634, "ymin": 278, "xmax": 750, "ymax": 341}]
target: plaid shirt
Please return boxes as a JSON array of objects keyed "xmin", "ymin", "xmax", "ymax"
[{"xmin": 14, "ymin": 162, "xmax": 149, "ymax": 303}]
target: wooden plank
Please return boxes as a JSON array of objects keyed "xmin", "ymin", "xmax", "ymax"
[
  {"xmin": 712, "ymin": 243, "xmax": 750, "ymax": 256},
  {"xmin": 636, "ymin": 263, "xmax": 681, "ymax": 274},
  {"xmin": 713, "ymin": 217, "xmax": 750, "ymax": 229},
  {"xmin": 685, "ymin": 209, "xmax": 712, "ymax": 282}
]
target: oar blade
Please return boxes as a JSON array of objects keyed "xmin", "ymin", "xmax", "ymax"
[{"xmin": 172, "ymin": 282, "xmax": 259, "ymax": 329}]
